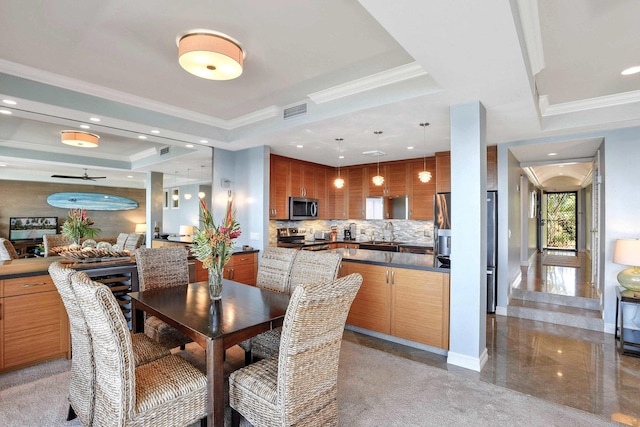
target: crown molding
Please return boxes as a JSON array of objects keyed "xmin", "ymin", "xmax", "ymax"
[
  {"xmin": 307, "ymin": 62, "xmax": 427, "ymax": 104},
  {"xmin": 539, "ymin": 90, "xmax": 640, "ymax": 116},
  {"xmin": 227, "ymin": 106, "xmax": 279, "ymax": 129},
  {"xmin": 516, "ymin": 0, "xmax": 545, "ymax": 76}
]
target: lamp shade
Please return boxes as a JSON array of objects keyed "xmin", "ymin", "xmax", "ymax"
[
  {"xmin": 61, "ymin": 131, "xmax": 99, "ymax": 148},
  {"xmin": 179, "ymin": 225, "xmax": 194, "ymax": 236},
  {"xmin": 613, "ymin": 238, "xmax": 640, "ymax": 291},
  {"xmin": 134, "ymin": 223, "xmax": 147, "ymax": 233},
  {"xmin": 178, "ymin": 32, "xmax": 243, "ymax": 80}
]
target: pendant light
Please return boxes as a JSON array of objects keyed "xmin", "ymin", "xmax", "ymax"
[
  {"xmin": 334, "ymin": 138, "xmax": 345, "ymax": 189},
  {"xmin": 372, "ymin": 131, "xmax": 385, "ymax": 186},
  {"xmin": 184, "ymin": 168, "xmax": 192, "ymax": 199},
  {"xmin": 418, "ymin": 122, "xmax": 432, "ymax": 183},
  {"xmin": 198, "ymin": 165, "xmax": 206, "ymax": 199},
  {"xmin": 172, "ymin": 171, "xmax": 179, "ymax": 201}
]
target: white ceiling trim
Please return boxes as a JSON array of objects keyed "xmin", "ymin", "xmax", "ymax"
[
  {"xmin": 226, "ymin": 106, "xmax": 280, "ymax": 129},
  {"xmin": 522, "ymin": 167, "xmax": 542, "ymax": 188},
  {"xmin": 539, "ymin": 90, "xmax": 640, "ymax": 116},
  {"xmin": 0, "ymin": 59, "xmax": 228, "ymax": 129},
  {"xmin": 520, "ymin": 156, "xmax": 594, "ymax": 168},
  {"xmin": 516, "ymin": 0, "xmax": 545, "ymax": 76},
  {"xmin": 129, "ymin": 147, "xmax": 159, "ymax": 162},
  {"xmin": 307, "ymin": 62, "xmax": 429, "ymax": 104}
]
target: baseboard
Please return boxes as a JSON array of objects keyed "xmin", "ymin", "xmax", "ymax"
[
  {"xmin": 344, "ymin": 325, "xmax": 448, "ymax": 356},
  {"xmin": 495, "ymin": 305, "xmax": 508, "ymax": 316},
  {"xmin": 447, "ymin": 347, "xmax": 487, "ymax": 372}
]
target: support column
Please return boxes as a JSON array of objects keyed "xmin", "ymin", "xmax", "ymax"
[
  {"xmin": 447, "ymin": 101, "xmax": 488, "ymax": 371},
  {"xmin": 146, "ymin": 171, "xmax": 164, "ymax": 248}
]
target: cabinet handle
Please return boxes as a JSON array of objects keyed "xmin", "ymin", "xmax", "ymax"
[
  {"xmin": 22, "ymin": 282, "xmax": 47, "ymax": 288},
  {"xmin": 391, "ymin": 270, "xmax": 395, "ymax": 285},
  {"xmin": 385, "ymin": 269, "xmax": 389, "ymax": 284}
]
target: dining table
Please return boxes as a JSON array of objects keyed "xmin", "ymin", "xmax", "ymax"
[{"xmin": 129, "ymin": 279, "xmax": 290, "ymax": 427}]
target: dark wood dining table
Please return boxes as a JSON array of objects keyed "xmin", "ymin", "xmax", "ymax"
[{"xmin": 129, "ymin": 280, "xmax": 290, "ymax": 427}]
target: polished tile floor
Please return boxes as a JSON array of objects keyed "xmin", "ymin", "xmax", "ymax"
[{"xmin": 343, "ymin": 250, "xmax": 640, "ymax": 425}]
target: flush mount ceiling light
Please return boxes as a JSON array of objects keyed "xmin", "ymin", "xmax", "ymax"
[
  {"xmin": 60, "ymin": 130, "xmax": 100, "ymax": 148},
  {"xmin": 372, "ymin": 131, "xmax": 385, "ymax": 186},
  {"xmin": 178, "ymin": 31, "xmax": 244, "ymax": 80},
  {"xmin": 334, "ymin": 138, "xmax": 345, "ymax": 189},
  {"xmin": 418, "ymin": 122, "xmax": 432, "ymax": 183}
]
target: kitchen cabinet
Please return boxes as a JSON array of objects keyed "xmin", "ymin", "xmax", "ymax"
[
  {"xmin": 435, "ymin": 151, "xmax": 451, "ymax": 193},
  {"xmin": 0, "ymin": 274, "xmax": 70, "ymax": 372},
  {"xmin": 367, "ymin": 162, "xmax": 409, "ymax": 197},
  {"xmin": 342, "ymin": 262, "xmax": 449, "ymax": 350},
  {"xmin": 487, "ymin": 145, "xmax": 497, "ymax": 191},
  {"xmin": 408, "ymin": 157, "xmax": 436, "ymax": 220},
  {"xmin": 347, "ymin": 166, "xmax": 366, "ymax": 219},
  {"xmin": 270, "ymin": 155, "xmax": 290, "ymax": 220},
  {"xmin": 222, "ymin": 252, "xmax": 258, "ymax": 286}
]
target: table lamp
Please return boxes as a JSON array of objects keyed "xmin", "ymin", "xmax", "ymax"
[
  {"xmin": 135, "ymin": 223, "xmax": 147, "ymax": 234},
  {"xmin": 613, "ymin": 238, "xmax": 640, "ymax": 291},
  {"xmin": 179, "ymin": 225, "xmax": 194, "ymax": 236}
]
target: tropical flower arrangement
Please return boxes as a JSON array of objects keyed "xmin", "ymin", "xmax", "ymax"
[
  {"xmin": 61, "ymin": 208, "xmax": 101, "ymax": 244},
  {"xmin": 191, "ymin": 196, "xmax": 241, "ymax": 299}
]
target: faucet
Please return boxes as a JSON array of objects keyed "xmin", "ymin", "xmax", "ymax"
[{"xmin": 384, "ymin": 221, "xmax": 395, "ymax": 242}]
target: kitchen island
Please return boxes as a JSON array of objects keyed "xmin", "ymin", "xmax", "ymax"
[{"xmin": 329, "ymin": 248, "xmax": 450, "ymax": 353}]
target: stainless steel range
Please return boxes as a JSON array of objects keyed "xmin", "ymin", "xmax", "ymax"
[{"xmin": 276, "ymin": 227, "xmax": 306, "ymax": 248}]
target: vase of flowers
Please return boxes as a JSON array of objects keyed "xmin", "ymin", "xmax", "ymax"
[
  {"xmin": 61, "ymin": 208, "xmax": 101, "ymax": 248},
  {"xmin": 192, "ymin": 196, "xmax": 241, "ymax": 300}
]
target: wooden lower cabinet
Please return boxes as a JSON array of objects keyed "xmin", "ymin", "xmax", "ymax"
[
  {"xmin": 0, "ymin": 275, "xmax": 70, "ymax": 372},
  {"xmin": 342, "ymin": 262, "xmax": 449, "ymax": 350},
  {"xmin": 223, "ymin": 252, "xmax": 258, "ymax": 286}
]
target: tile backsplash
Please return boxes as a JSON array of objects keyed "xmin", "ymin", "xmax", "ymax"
[{"xmin": 270, "ymin": 219, "xmax": 434, "ymax": 246}]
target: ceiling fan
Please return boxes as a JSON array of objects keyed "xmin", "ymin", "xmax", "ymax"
[{"xmin": 51, "ymin": 168, "xmax": 106, "ymax": 181}]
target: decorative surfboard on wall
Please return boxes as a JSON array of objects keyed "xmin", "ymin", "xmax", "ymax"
[{"xmin": 47, "ymin": 192, "xmax": 139, "ymax": 211}]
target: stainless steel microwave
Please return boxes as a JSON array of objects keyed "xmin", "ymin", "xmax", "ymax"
[{"xmin": 289, "ymin": 197, "xmax": 319, "ymax": 220}]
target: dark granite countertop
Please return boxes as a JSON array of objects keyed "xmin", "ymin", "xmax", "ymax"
[{"xmin": 328, "ymin": 248, "xmax": 449, "ymax": 273}]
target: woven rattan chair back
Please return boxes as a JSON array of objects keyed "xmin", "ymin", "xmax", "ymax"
[
  {"xmin": 287, "ymin": 250, "xmax": 342, "ymax": 295},
  {"xmin": 256, "ymin": 247, "xmax": 298, "ymax": 293},
  {"xmin": 229, "ymin": 273, "xmax": 362, "ymax": 426},
  {"xmin": 48, "ymin": 262, "xmax": 95, "ymax": 426},
  {"xmin": 115, "ymin": 232, "xmax": 129, "ymax": 249},
  {"xmin": 135, "ymin": 246, "xmax": 189, "ymax": 291},
  {"xmin": 0, "ymin": 238, "xmax": 20, "ymax": 260},
  {"xmin": 43, "ymin": 234, "xmax": 73, "ymax": 256},
  {"xmin": 124, "ymin": 233, "xmax": 144, "ymax": 251},
  {"xmin": 71, "ymin": 271, "xmax": 136, "ymax": 425}
]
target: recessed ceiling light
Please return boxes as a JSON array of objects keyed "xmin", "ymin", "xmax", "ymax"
[
  {"xmin": 89, "ymin": 117, "xmax": 101, "ymax": 122},
  {"xmin": 559, "ymin": 172, "xmax": 564, "ymax": 175},
  {"xmin": 621, "ymin": 65, "xmax": 640, "ymax": 76},
  {"xmin": 127, "ymin": 175, "xmax": 133, "ymax": 178},
  {"xmin": 0, "ymin": 163, "xmax": 7, "ymax": 167},
  {"xmin": 548, "ymin": 152, "xmax": 558, "ymax": 156},
  {"xmin": 2, "ymin": 99, "xmax": 16, "ymax": 105},
  {"xmin": 0, "ymin": 109, "xmax": 12, "ymax": 115},
  {"xmin": 200, "ymin": 139, "xmax": 209, "ymax": 144},
  {"xmin": 79, "ymin": 124, "xmax": 90, "ymax": 129},
  {"xmin": 407, "ymin": 146, "xmax": 414, "ymax": 150},
  {"xmin": 186, "ymin": 144, "xmax": 194, "ymax": 148},
  {"xmin": 138, "ymin": 135, "xmax": 147, "ymax": 139},
  {"xmin": 296, "ymin": 145, "xmax": 303, "ymax": 148},
  {"xmin": 151, "ymin": 130, "xmax": 160, "ymax": 134},
  {"xmin": 339, "ymin": 155, "xmax": 344, "ymax": 159}
]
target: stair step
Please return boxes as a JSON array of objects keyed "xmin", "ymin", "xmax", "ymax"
[
  {"xmin": 512, "ymin": 288, "xmax": 600, "ymax": 310},
  {"xmin": 507, "ymin": 298, "xmax": 603, "ymax": 332}
]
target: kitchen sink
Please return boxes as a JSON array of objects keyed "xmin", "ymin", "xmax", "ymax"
[{"xmin": 358, "ymin": 241, "xmax": 405, "ymax": 252}]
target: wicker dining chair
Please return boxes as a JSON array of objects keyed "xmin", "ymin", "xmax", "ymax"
[
  {"xmin": 115, "ymin": 232, "xmax": 129, "ymax": 249},
  {"xmin": 248, "ymin": 250, "xmax": 342, "ymax": 362},
  {"xmin": 43, "ymin": 233, "xmax": 73, "ymax": 256},
  {"xmin": 135, "ymin": 246, "xmax": 192, "ymax": 349},
  {"xmin": 0, "ymin": 238, "xmax": 23, "ymax": 260},
  {"xmin": 124, "ymin": 233, "xmax": 145, "ymax": 251},
  {"xmin": 48, "ymin": 262, "xmax": 171, "ymax": 425},
  {"xmin": 71, "ymin": 271, "xmax": 208, "ymax": 427},
  {"xmin": 237, "ymin": 247, "xmax": 299, "ymax": 363},
  {"xmin": 229, "ymin": 272, "xmax": 363, "ymax": 427}
]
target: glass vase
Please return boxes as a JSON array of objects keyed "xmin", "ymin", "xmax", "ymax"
[{"xmin": 208, "ymin": 268, "xmax": 223, "ymax": 300}]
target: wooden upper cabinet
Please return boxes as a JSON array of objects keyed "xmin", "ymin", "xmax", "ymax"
[
  {"xmin": 409, "ymin": 157, "xmax": 436, "ymax": 220},
  {"xmin": 487, "ymin": 145, "xmax": 497, "ymax": 191},
  {"xmin": 367, "ymin": 162, "xmax": 409, "ymax": 197},
  {"xmin": 269, "ymin": 155, "xmax": 290, "ymax": 220},
  {"xmin": 435, "ymin": 151, "xmax": 451, "ymax": 193},
  {"xmin": 347, "ymin": 166, "xmax": 366, "ymax": 219}
]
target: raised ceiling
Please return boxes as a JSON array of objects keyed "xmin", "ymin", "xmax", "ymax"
[{"xmin": 1, "ymin": 0, "xmax": 639, "ymax": 189}]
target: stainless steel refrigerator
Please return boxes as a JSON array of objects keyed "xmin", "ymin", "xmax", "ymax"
[{"xmin": 434, "ymin": 191, "xmax": 498, "ymax": 313}]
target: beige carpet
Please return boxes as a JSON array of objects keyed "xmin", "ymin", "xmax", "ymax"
[
  {"xmin": 0, "ymin": 341, "xmax": 620, "ymax": 426},
  {"xmin": 542, "ymin": 254, "xmax": 580, "ymax": 267}
]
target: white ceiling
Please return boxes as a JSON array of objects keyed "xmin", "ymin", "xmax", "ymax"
[{"xmin": 1, "ymin": 0, "xmax": 639, "ymax": 189}]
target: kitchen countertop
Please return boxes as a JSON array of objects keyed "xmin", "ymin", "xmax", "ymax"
[
  {"xmin": 328, "ymin": 248, "xmax": 449, "ymax": 273},
  {"xmin": 0, "ymin": 256, "xmax": 138, "ymax": 279},
  {"xmin": 282, "ymin": 239, "xmax": 434, "ymax": 250}
]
